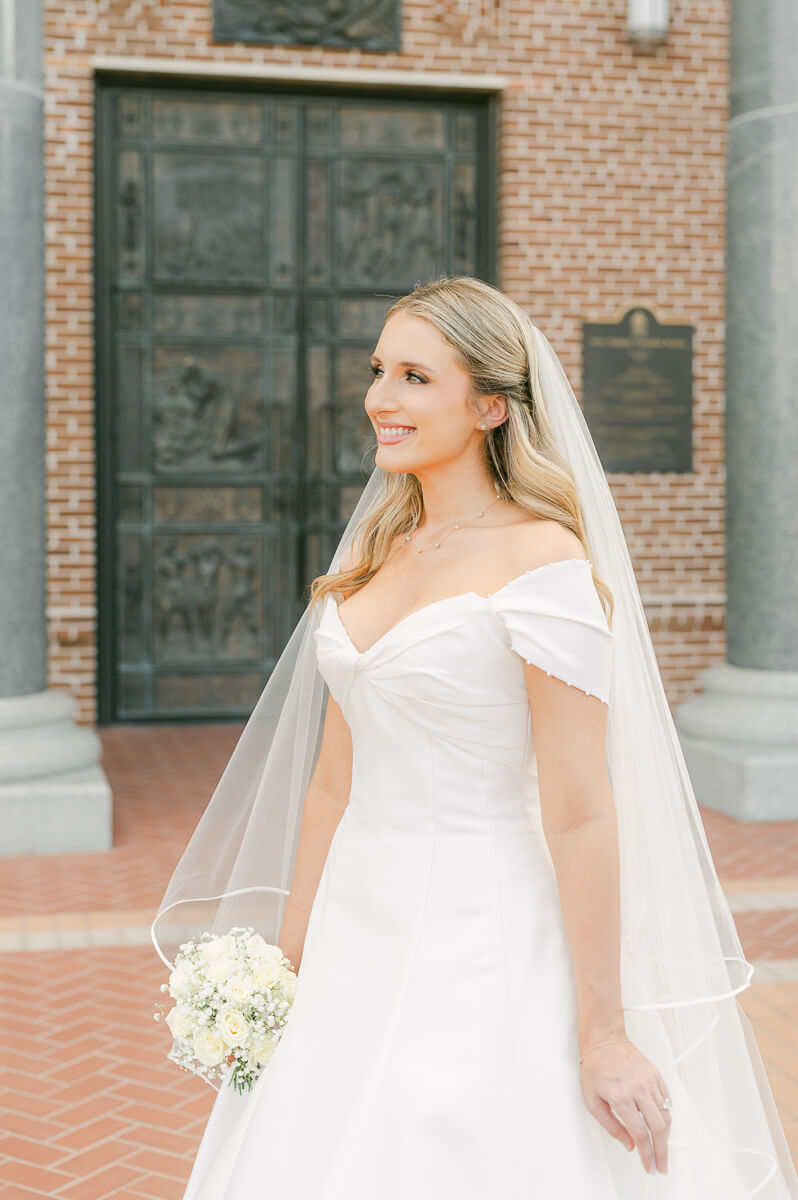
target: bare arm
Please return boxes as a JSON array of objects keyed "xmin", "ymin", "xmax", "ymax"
[
  {"xmin": 278, "ymin": 689, "xmax": 353, "ymax": 973},
  {"xmin": 501, "ymin": 525, "xmax": 626, "ymax": 1046},
  {"xmin": 502, "ymin": 526, "xmax": 626, "ymax": 1045},
  {"xmin": 524, "ymin": 662, "xmax": 624, "ymax": 1050},
  {"xmin": 525, "ymin": 659, "xmax": 671, "ymax": 1176}
]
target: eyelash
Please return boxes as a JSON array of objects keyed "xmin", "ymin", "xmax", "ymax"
[{"xmin": 369, "ymin": 364, "xmax": 427, "ymax": 384}]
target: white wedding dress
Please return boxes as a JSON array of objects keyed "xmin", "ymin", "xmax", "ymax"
[{"xmin": 180, "ymin": 558, "xmax": 765, "ymax": 1199}]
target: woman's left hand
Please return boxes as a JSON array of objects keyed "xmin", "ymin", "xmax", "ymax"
[{"xmin": 579, "ymin": 1035, "xmax": 672, "ymax": 1176}]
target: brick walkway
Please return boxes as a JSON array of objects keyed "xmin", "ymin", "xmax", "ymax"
[{"xmin": 1, "ymin": 724, "xmax": 797, "ymax": 1197}]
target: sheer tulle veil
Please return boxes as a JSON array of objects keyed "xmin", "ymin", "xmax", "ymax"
[{"xmin": 151, "ymin": 310, "xmax": 798, "ymax": 1196}]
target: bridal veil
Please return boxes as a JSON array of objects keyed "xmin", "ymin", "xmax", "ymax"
[{"xmin": 151, "ymin": 312, "xmax": 798, "ymax": 1198}]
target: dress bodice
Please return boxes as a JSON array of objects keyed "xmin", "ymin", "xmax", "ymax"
[{"xmin": 312, "ymin": 558, "xmax": 614, "ymax": 822}]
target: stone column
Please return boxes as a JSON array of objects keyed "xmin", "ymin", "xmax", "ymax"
[
  {"xmin": 674, "ymin": 0, "xmax": 798, "ymax": 820},
  {"xmin": 0, "ymin": 0, "xmax": 111, "ymax": 853}
]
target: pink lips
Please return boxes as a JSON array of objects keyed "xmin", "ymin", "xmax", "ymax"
[{"xmin": 376, "ymin": 425, "xmax": 416, "ymax": 444}]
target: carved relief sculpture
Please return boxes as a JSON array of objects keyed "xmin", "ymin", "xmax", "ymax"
[{"xmin": 212, "ymin": 0, "xmax": 400, "ymax": 51}]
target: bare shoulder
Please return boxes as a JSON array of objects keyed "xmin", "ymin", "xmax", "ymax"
[{"xmin": 500, "ymin": 516, "xmax": 588, "ymax": 574}]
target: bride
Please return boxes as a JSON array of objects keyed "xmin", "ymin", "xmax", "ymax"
[{"xmin": 153, "ymin": 275, "xmax": 798, "ymax": 1198}]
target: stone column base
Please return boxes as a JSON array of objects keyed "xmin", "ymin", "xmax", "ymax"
[
  {"xmin": 0, "ymin": 689, "xmax": 113, "ymax": 855},
  {"xmin": 674, "ymin": 663, "xmax": 798, "ymax": 822}
]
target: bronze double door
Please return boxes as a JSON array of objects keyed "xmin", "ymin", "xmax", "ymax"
[{"xmin": 95, "ymin": 82, "xmax": 494, "ymax": 722}]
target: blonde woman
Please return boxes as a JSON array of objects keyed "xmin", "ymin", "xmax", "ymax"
[{"xmin": 158, "ymin": 276, "xmax": 797, "ymax": 1199}]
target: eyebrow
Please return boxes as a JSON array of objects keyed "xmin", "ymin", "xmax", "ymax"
[{"xmin": 369, "ymin": 354, "xmax": 435, "ymax": 373}]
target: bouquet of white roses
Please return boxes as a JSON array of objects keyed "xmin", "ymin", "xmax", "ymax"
[{"xmin": 154, "ymin": 926, "xmax": 298, "ymax": 1093}]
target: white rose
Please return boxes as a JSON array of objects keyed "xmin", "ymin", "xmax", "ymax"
[
  {"xmin": 206, "ymin": 955, "xmax": 236, "ymax": 984},
  {"xmin": 252, "ymin": 958, "xmax": 282, "ymax": 988},
  {"xmin": 198, "ymin": 933, "xmax": 236, "ymax": 963},
  {"xmin": 279, "ymin": 969, "xmax": 297, "ymax": 1002},
  {"xmin": 165, "ymin": 1003, "xmax": 195, "ymax": 1040},
  {"xmin": 168, "ymin": 960, "xmax": 195, "ymax": 998},
  {"xmin": 247, "ymin": 937, "xmax": 283, "ymax": 967},
  {"xmin": 244, "ymin": 932, "xmax": 271, "ymax": 959},
  {"xmin": 193, "ymin": 1029, "xmax": 227, "ymax": 1067},
  {"xmin": 251, "ymin": 1036, "xmax": 276, "ymax": 1066},
  {"xmin": 223, "ymin": 974, "xmax": 254, "ymax": 1004},
  {"xmin": 216, "ymin": 1005, "xmax": 250, "ymax": 1048}
]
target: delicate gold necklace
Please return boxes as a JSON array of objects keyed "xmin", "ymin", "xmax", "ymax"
[{"xmin": 404, "ymin": 490, "xmax": 504, "ymax": 554}]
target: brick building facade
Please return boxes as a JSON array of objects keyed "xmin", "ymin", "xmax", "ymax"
[{"xmin": 42, "ymin": 0, "xmax": 730, "ymax": 726}]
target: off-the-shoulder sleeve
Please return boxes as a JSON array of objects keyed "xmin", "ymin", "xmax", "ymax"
[{"xmin": 488, "ymin": 559, "xmax": 614, "ymax": 703}]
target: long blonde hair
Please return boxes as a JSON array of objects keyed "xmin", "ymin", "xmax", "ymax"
[{"xmin": 308, "ymin": 274, "xmax": 614, "ymax": 627}]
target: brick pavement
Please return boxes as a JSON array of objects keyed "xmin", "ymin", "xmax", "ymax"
[{"xmin": 0, "ymin": 724, "xmax": 797, "ymax": 1196}]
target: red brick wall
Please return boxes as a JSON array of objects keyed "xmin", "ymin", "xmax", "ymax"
[{"xmin": 43, "ymin": 0, "xmax": 730, "ymax": 725}]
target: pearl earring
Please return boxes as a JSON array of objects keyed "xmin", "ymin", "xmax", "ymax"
[{"xmin": 479, "ymin": 423, "xmax": 486, "ymax": 429}]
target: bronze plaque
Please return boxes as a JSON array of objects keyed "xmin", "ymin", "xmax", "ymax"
[
  {"xmin": 582, "ymin": 307, "xmax": 693, "ymax": 472},
  {"xmin": 212, "ymin": 0, "xmax": 401, "ymax": 51}
]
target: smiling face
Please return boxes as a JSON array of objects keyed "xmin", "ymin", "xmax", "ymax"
[{"xmin": 365, "ymin": 313, "xmax": 506, "ymax": 474}]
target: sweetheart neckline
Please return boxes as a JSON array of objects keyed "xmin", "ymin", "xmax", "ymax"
[{"xmin": 328, "ymin": 557, "xmax": 593, "ymax": 658}]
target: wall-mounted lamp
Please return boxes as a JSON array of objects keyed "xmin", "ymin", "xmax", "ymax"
[{"xmin": 627, "ymin": 0, "xmax": 669, "ymax": 42}]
